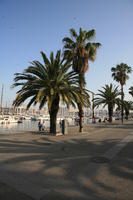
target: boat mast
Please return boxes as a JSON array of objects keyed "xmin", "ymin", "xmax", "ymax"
[{"xmin": 0, "ymin": 84, "xmax": 4, "ymax": 115}]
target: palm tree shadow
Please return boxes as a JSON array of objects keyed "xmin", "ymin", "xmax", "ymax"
[{"xmin": 0, "ymin": 135, "xmax": 132, "ymax": 199}]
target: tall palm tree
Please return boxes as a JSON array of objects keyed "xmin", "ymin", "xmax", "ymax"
[
  {"xmin": 129, "ymin": 86, "xmax": 133, "ymax": 97},
  {"xmin": 94, "ymin": 84, "xmax": 120, "ymax": 123},
  {"xmin": 62, "ymin": 27, "xmax": 101, "ymax": 132},
  {"xmin": 12, "ymin": 50, "xmax": 90, "ymax": 134},
  {"xmin": 111, "ymin": 63, "xmax": 132, "ymax": 123}
]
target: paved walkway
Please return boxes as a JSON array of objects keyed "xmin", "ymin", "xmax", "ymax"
[{"xmin": 0, "ymin": 125, "xmax": 133, "ymax": 199}]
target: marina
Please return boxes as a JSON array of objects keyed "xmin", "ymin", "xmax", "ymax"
[
  {"xmin": 0, "ymin": 120, "xmax": 38, "ymax": 133},
  {"xmin": 0, "ymin": 115, "xmax": 77, "ymax": 133}
]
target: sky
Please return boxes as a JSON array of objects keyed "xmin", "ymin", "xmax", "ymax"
[{"xmin": 0, "ymin": 0, "xmax": 133, "ymax": 106}]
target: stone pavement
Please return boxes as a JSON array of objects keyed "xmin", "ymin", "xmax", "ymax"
[
  {"xmin": 0, "ymin": 182, "xmax": 33, "ymax": 200},
  {"xmin": 0, "ymin": 125, "xmax": 132, "ymax": 200}
]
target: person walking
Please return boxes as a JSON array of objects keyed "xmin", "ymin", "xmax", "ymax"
[
  {"xmin": 42, "ymin": 120, "xmax": 45, "ymax": 131},
  {"xmin": 38, "ymin": 121, "xmax": 42, "ymax": 131}
]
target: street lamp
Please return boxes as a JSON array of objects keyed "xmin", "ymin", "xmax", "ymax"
[
  {"xmin": 88, "ymin": 90, "xmax": 95, "ymax": 123},
  {"xmin": 0, "ymin": 84, "xmax": 4, "ymax": 115}
]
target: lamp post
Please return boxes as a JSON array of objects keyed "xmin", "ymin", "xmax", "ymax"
[
  {"xmin": 0, "ymin": 84, "xmax": 4, "ymax": 115},
  {"xmin": 88, "ymin": 90, "xmax": 95, "ymax": 123}
]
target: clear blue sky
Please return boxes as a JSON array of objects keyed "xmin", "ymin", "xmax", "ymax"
[{"xmin": 0, "ymin": 0, "xmax": 133, "ymax": 106}]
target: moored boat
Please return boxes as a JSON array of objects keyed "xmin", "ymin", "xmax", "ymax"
[{"xmin": 0, "ymin": 115, "xmax": 22, "ymax": 124}]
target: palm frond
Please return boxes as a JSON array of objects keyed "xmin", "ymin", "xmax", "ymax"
[
  {"xmin": 70, "ymin": 28, "xmax": 78, "ymax": 38},
  {"xmin": 86, "ymin": 29, "xmax": 95, "ymax": 40}
]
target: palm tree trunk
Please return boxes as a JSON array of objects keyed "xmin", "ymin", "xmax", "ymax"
[
  {"xmin": 108, "ymin": 105, "xmax": 113, "ymax": 123},
  {"xmin": 49, "ymin": 95, "xmax": 59, "ymax": 135},
  {"xmin": 125, "ymin": 111, "xmax": 129, "ymax": 120},
  {"xmin": 78, "ymin": 103, "xmax": 84, "ymax": 132},
  {"xmin": 121, "ymin": 85, "xmax": 124, "ymax": 124},
  {"xmin": 78, "ymin": 73, "xmax": 85, "ymax": 132}
]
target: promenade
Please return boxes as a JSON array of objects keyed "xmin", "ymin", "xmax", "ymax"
[{"xmin": 0, "ymin": 123, "xmax": 133, "ymax": 200}]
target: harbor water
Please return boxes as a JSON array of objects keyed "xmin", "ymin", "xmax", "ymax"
[
  {"xmin": 0, "ymin": 120, "xmax": 39, "ymax": 133},
  {"xmin": 0, "ymin": 117, "xmax": 100, "ymax": 133}
]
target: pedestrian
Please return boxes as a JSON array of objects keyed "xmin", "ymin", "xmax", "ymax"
[
  {"xmin": 38, "ymin": 121, "xmax": 42, "ymax": 131},
  {"xmin": 75, "ymin": 118, "xmax": 78, "ymax": 126},
  {"xmin": 99, "ymin": 118, "xmax": 101, "ymax": 123},
  {"xmin": 42, "ymin": 120, "xmax": 45, "ymax": 131},
  {"xmin": 59, "ymin": 119, "xmax": 62, "ymax": 130}
]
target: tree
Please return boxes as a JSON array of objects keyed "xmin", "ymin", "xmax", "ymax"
[
  {"xmin": 62, "ymin": 27, "xmax": 101, "ymax": 132},
  {"xmin": 115, "ymin": 99, "xmax": 133, "ymax": 120},
  {"xmin": 123, "ymin": 101, "xmax": 133, "ymax": 120},
  {"xmin": 111, "ymin": 63, "xmax": 132, "ymax": 123},
  {"xmin": 129, "ymin": 86, "xmax": 133, "ymax": 97},
  {"xmin": 12, "ymin": 50, "xmax": 90, "ymax": 134},
  {"xmin": 94, "ymin": 84, "xmax": 120, "ymax": 123}
]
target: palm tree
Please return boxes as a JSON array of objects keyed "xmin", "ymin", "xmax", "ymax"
[
  {"xmin": 123, "ymin": 100, "xmax": 133, "ymax": 120},
  {"xmin": 129, "ymin": 86, "xmax": 133, "ymax": 97},
  {"xmin": 111, "ymin": 63, "xmax": 132, "ymax": 123},
  {"xmin": 94, "ymin": 84, "xmax": 120, "ymax": 123},
  {"xmin": 12, "ymin": 50, "xmax": 90, "ymax": 134},
  {"xmin": 115, "ymin": 99, "xmax": 133, "ymax": 120},
  {"xmin": 62, "ymin": 27, "xmax": 101, "ymax": 132}
]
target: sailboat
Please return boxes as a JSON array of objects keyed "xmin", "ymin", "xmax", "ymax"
[{"xmin": 0, "ymin": 84, "xmax": 21, "ymax": 124}]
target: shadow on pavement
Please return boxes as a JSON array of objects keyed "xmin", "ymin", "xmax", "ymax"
[{"xmin": 0, "ymin": 129, "xmax": 132, "ymax": 200}]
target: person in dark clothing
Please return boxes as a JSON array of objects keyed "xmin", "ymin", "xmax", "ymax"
[{"xmin": 38, "ymin": 121, "xmax": 42, "ymax": 131}]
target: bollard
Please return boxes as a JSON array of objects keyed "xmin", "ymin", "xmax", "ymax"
[{"xmin": 62, "ymin": 119, "xmax": 68, "ymax": 135}]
